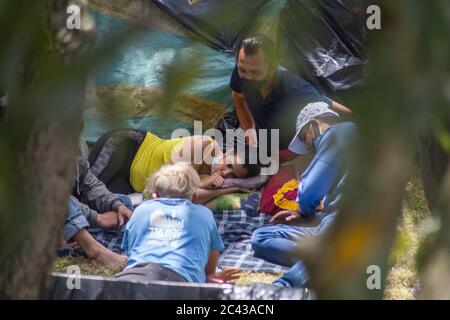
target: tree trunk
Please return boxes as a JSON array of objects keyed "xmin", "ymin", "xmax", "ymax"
[
  {"xmin": 0, "ymin": 127, "xmax": 80, "ymax": 299},
  {"xmin": 0, "ymin": 0, "xmax": 94, "ymax": 299}
]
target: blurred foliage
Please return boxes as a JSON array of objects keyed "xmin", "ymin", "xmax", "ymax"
[
  {"xmin": 415, "ymin": 231, "xmax": 438, "ymax": 274},
  {"xmin": 389, "ymin": 230, "xmax": 413, "ymax": 265},
  {"xmin": 435, "ymin": 122, "xmax": 450, "ymax": 154},
  {"xmin": 159, "ymin": 47, "xmax": 204, "ymax": 116},
  {"xmin": 0, "ymin": 0, "xmax": 142, "ymax": 298},
  {"xmin": 0, "ymin": 0, "xmax": 133, "ymax": 251},
  {"xmin": 1, "ymin": 0, "xmax": 449, "ymax": 299},
  {"xmin": 293, "ymin": 0, "xmax": 449, "ymax": 299}
]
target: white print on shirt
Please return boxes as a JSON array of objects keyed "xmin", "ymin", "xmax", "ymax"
[{"xmin": 148, "ymin": 209, "xmax": 184, "ymax": 247}]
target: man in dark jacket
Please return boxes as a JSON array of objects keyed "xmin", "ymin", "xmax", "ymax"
[{"xmin": 63, "ymin": 138, "xmax": 133, "ymax": 268}]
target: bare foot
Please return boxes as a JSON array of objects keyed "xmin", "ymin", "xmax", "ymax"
[
  {"xmin": 89, "ymin": 246, "xmax": 127, "ymax": 270},
  {"xmin": 73, "ymin": 229, "xmax": 127, "ymax": 269}
]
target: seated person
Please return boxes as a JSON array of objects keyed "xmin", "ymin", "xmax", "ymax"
[
  {"xmin": 116, "ymin": 162, "xmax": 240, "ymax": 284},
  {"xmin": 88, "ymin": 129, "xmax": 262, "ymax": 203},
  {"xmin": 63, "ymin": 138, "xmax": 133, "ymax": 268},
  {"xmin": 251, "ymin": 102, "xmax": 358, "ymax": 288}
]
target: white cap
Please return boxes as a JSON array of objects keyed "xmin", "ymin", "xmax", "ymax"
[{"xmin": 288, "ymin": 101, "xmax": 339, "ymax": 154}]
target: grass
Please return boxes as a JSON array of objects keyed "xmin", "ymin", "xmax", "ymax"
[
  {"xmin": 383, "ymin": 172, "xmax": 431, "ymax": 299},
  {"xmin": 54, "ymin": 256, "xmax": 122, "ymax": 277},
  {"xmin": 53, "ymin": 171, "xmax": 431, "ymax": 299}
]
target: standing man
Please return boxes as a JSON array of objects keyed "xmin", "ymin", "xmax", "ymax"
[{"xmin": 230, "ymin": 34, "xmax": 350, "ymax": 158}]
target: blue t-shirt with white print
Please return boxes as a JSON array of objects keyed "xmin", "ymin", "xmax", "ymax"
[{"xmin": 121, "ymin": 198, "xmax": 224, "ymax": 283}]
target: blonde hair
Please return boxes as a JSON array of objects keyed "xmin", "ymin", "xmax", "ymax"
[{"xmin": 143, "ymin": 162, "xmax": 201, "ymax": 200}]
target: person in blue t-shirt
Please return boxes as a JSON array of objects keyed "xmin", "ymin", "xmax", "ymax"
[
  {"xmin": 230, "ymin": 34, "xmax": 351, "ymax": 157},
  {"xmin": 251, "ymin": 102, "xmax": 358, "ymax": 288},
  {"xmin": 116, "ymin": 162, "xmax": 240, "ymax": 284}
]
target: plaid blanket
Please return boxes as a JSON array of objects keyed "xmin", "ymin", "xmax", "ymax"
[
  {"xmin": 215, "ymin": 193, "xmax": 288, "ymax": 273},
  {"xmin": 58, "ymin": 193, "xmax": 288, "ymax": 274}
]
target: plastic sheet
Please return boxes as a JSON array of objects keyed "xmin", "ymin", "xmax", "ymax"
[
  {"xmin": 84, "ymin": 0, "xmax": 369, "ymax": 141},
  {"xmin": 83, "ymin": 10, "xmax": 234, "ymax": 143},
  {"xmin": 152, "ymin": 0, "xmax": 266, "ymax": 52},
  {"xmin": 151, "ymin": 0, "xmax": 369, "ymax": 98},
  {"xmin": 281, "ymin": 0, "xmax": 369, "ymax": 97},
  {"xmin": 47, "ymin": 273, "xmax": 313, "ymax": 300}
]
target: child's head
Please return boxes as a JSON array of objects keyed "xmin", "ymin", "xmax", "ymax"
[{"xmin": 144, "ymin": 162, "xmax": 201, "ymax": 201}]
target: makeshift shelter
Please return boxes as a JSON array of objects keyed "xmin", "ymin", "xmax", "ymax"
[
  {"xmin": 83, "ymin": 0, "xmax": 368, "ymax": 142},
  {"xmin": 55, "ymin": 0, "xmax": 369, "ymax": 300}
]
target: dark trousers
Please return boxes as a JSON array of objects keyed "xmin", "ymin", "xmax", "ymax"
[
  {"xmin": 116, "ymin": 262, "xmax": 187, "ymax": 283},
  {"xmin": 88, "ymin": 129, "xmax": 146, "ymax": 194}
]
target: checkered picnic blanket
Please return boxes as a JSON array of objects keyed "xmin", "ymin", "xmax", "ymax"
[
  {"xmin": 58, "ymin": 193, "xmax": 288, "ymax": 274},
  {"xmin": 214, "ymin": 193, "xmax": 288, "ymax": 273}
]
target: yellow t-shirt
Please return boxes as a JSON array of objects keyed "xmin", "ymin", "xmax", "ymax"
[{"xmin": 130, "ymin": 132, "xmax": 186, "ymax": 192}]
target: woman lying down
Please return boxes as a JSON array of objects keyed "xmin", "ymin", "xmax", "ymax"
[{"xmin": 88, "ymin": 129, "xmax": 263, "ymax": 204}]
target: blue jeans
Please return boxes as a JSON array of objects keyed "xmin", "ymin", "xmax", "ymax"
[
  {"xmin": 63, "ymin": 195, "xmax": 132, "ymax": 242},
  {"xmin": 251, "ymin": 213, "xmax": 336, "ymax": 288}
]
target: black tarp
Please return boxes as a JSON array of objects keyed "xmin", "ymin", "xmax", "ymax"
[
  {"xmin": 281, "ymin": 0, "xmax": 369, "ymax": 97},
  {"xmin": 151, "ymin": 0, "xmax": 369, "ymax": 98},
  {"xmin": 152, "ymin": 0, "xmax": 266, "ymax": 52},
  {"xmin": 47, "ymin": 273, "xmax": 314, "ymax": 300}
]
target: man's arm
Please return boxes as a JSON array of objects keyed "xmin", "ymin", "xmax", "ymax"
[
  {"xmin": 331, "ymin": 100, "xmax": 352, "ymax": 114},
  {"xmin": 298, "ymin": 159, "xmax": 339, "ymax": 216},
  {"xmin": 205, "ymin": 250, "xmax": 240, "ymax": 283},
  {"xmin": 78, "ymin": 158, "xmax": 123, "ymax": 213},
  {"xmin": 232, "ymin": 91, "xmax": 254, "ymax": 131},
  {"xmin": 70, "ymin": 195, "xmax": 100, "ymax": 226},
  {"xmin": 205, "ymin": 250, "xmax": 220, "ymax": 278},
  {"xmin": 232, "ymin": 91, "xmax": 258, "ymax": 145}
]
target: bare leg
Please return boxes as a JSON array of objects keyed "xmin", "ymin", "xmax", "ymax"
[{"xmin": 73, "ymin": 229, "xmax": 127, "ymax": 269}]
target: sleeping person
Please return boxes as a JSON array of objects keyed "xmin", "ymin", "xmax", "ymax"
[
  {"xmin": 116, "ymin": 162, "xmax": 240, "ymax": 284},
  {"xmin": 88, "ymin": 128, "xmax": 262, "ymax": 204}
]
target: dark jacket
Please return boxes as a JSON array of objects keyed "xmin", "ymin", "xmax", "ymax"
[{"xmin": 71, "ymin": 138, "xmax": 123, "ymax": 226}]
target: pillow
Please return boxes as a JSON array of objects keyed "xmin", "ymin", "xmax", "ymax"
[
  {"xmin": 272, "ymin": 179, "xmax": 300, "ymax": 211},
  {"xmin": 259, "ymin": 165, "xmax": 297, "ymax": 215},
  {"xmin": 206, "ymin": 192, "xmax": 259, "ymax": 212}
]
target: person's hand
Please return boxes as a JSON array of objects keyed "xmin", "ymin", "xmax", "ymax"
[
  {"xmin": 207, "ymin": 268, "xmax": 241, "ymax": 284},
  {"xmin": 270, "ymin": 210, "xmax": 321, "ymax": 227},
  {"xmin": 96, "ymin": 211, "xmax": 120, "ymax": 229},
  {"xmin": 269, "ymin": 210, "xmax": 301, "ymax": 224},
  {"xmin": 117, "ymin": 205, "xmax": 132, "ymax": 227},
  {"xmin": 201, "ymin": 173, "xmax": 225, "ymax": 189}
]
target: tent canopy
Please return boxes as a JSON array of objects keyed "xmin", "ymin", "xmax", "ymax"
[{"xmin": 84, "ymin": 0, "xmax": 368, "ymax": 143}]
